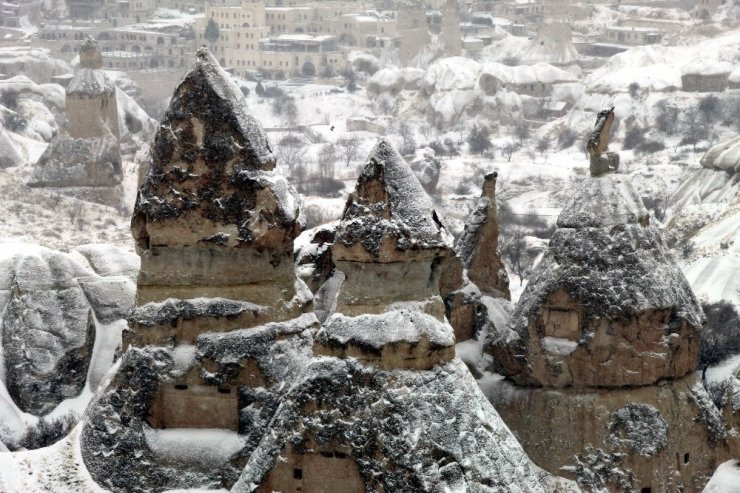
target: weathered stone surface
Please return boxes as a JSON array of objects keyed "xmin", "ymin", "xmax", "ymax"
[
  {"xmin": 131, "ymin": 48, "xmax": 302, "ymax": 313},
  {"xmin": 27, "ymin": 37, "xmax": 122, "ymax": 194},
  {"xmin": 315, "ymin": 310, "xmax": 455, "ymax": 370},
  {"xmin": 0, "ymin": 244, "xmax": 136, "ymax": 416},
  {"xmin": 488, "ymin": 375, "xmax": 734, "ymax": 493},
  {"xmin": 456, "ymin": 171, "xmax": 510, "ymax": 300},
  {"xmin": 81, "ymin": 315, "xmax": 317, "ymax": 492},
  {"xmin": 233, "ymin": 358, "xmax": 548, "ymax": 493},
  {"xmin": 488, "ymin": 173, "xmax": 704, "ymax": 388},
  {"xmin": 129, "ymin": 47, "xmax": 308, "ymax": 343},
  {"xmin": 333, "ymin": 138, "xmax": 452, "ymax": 263},
  {"xmin": 28, "ymin": 131, "xmax": 122, "ymax": 188}
]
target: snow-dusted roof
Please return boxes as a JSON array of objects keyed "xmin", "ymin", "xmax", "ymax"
[{"xmin": 681, "ymin": 58, "xmax": 735, "ymax": 76}]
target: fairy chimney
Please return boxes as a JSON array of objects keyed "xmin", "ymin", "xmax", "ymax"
[
  {"xmin": 66, "ymin": 37, "xmax": 119, "ymax": 141},
  {"xmin": 487, "ymin": 172, "xmax": 704, "ymax": 388},
  {"xmin": 128, "ymin": 46, "xmax": 308, "ymax": 347},
  {"xmin": 230, "ymin": 141, "xmax": 549, "ymax": 493},
  {"xmin": 457, "ymin": 171, "xmax": 511, "ymax": 300},
  {"xmin": 315, "ymin": 139, "xmax": 456, "ymax": 369},
  {"xmin": 27, "ymin": 37, "xmax": 122, "ymax": 198}
]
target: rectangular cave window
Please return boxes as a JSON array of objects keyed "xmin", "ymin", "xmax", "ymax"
[
  {"xmin": 218, "ymin": 387, "xmax": 231, "ymax": 394},
  {"xmin": 335, "ymin": 452, "xmax": 347, "ymax": 459},
  {"xmin": 174, "ymin": 384, "xmax": 188, "ymax": 390},
  {"xmin": 684, "ymin": 453, "xmax": 690, "ymax": 464},
  {"xmin": 293, "ymin": 468, "xmax": 302, "ymax": 480},
  {"xmin": 641, "ymin": 488, "xmax": 651, "ymax": 493}
]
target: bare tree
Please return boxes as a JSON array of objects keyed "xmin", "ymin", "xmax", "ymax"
[
  {"xmin": 337, "ymin": 134, "xmax": 361, "ymax": 167},
  {"xmin": 399, "ymin": 122, "xmax": 416, "ymax": 156},
  {"xmin": 276, "ymin": 134, "xmax": 306, "ymax": 171},
  {"xmin": 317, "ymin": 143, "xmax": 337, "ymax": 181},
  {"xmin": 681, "ymin": 106, "xmax": 709, "ymax": 152},
  {"xmin": 515, "ymin": 124, "xmax": 530, "ymax": 147},
  {"xmin": 501, "ymin": 142, "xmax": 517, "ymax": 162}
]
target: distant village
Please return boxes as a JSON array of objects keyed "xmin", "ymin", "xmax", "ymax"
[{"xmin": 0, "ymin": 0, "xmax": 732, "ymax": 85}]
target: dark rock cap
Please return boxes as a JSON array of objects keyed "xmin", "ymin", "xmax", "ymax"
[{"xmin": 334, "ymin": 138, "xmax": 452, "ymax": 261}]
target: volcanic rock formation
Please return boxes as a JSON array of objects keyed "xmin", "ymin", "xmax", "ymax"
[
  {"xmin": 28, "ymin": 37, "xmax": 122, "ymax": 204},
  {"xmin": 81, "ymin": 48, "xmax": 314, "ymax": 492},
  {"xmin": 444, "ymin": 171, "xmax": 511, "ymax": 344},
  {"xmin": 231, "ymin": 139, "xmax": 549, "ymax": 492},
  {"xmin": 81, "ymin": 51, "xmax": 554, "ymax": 493},
  {"xmin": 0, "ymin": 244, "xmax": 136, "ymax": 419},
  {"xmin": 484, "ymin": 149, "xmax": 737, "ymax": 491}
]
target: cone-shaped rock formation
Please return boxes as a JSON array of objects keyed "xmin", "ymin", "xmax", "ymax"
[
  {"xmin": 230, "ymin": 140, "xmax": 549, "ymax": 493},
  {"xmin": 128, "ymin": 47, "xmax": 308, "ymax": 347},
  {"xmin": 488, "ymin": 173, "xmax": 704, "ymax": 388},
  {"xmin": 29, "ymin": 37, "xmax": 122, "ymax": 199},
  {"xmin": 482, "ymin": 134, "xmax": 735, "ymax": 491},
  {"xmin": 80, "ymin": 49, "xmax": 316, "ymax": 492}
]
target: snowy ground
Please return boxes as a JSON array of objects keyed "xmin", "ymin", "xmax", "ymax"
[
  {"xmin": 0, "ymin": 425, "xmax": 105, "ymax": 493},
  {"xmin": 0, "ymin": 165, "xmax": 136, "ymax": 253}
]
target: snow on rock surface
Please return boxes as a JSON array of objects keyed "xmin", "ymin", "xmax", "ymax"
[
  {"xmin": 0, "ymin": 47, "xmax": 71, "ymax": 83},
  {"xmin": 703, "ymin": 461, "xmax": 740, "ymax": 493},
  {"xmin": 319, "ymin": 309, "xmax": 455, "ymax": 351},
  {"xmin": 423, "ymin": 56, "xmax": 481, "ymax": 92},
  {"xmin": 333, "ymin": 138, "xmax": 452, "ymax": 261},
  {"xmin": 701, "ymin": 135, "xmax": 740, "ymax": 173},
  {"xmin": 0, "ymin": 243, "xmax": 136, "ymax": 420},
  {"xmin": 232, "ymin": 358, "xmax": 548, "ymax": 493},
  {"xmin": 557, "ymin": 174, "xmax": 649, "ymax": 228},
  {"xmin": 515, "ymin": 174, "xmax": 703, "ymax": 329},
  {"xmin": 489, "ymin": 173, "xmax": 705, "ymax": 388},
  {"xmin": 0, "ymin": 122, "xmax": 24, "ymax": 168}
]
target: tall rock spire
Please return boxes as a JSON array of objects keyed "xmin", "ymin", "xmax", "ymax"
[
  {"xmin": 330, "ymin": 138, "xmax": 453, "ymax": 320},
  {"xmin": 128, "ymin": 46, "xmax": 307, "ymax": 346},
  {"xmin": 456, "ymin": 171, "xmax": 511, "ymax": 299}
]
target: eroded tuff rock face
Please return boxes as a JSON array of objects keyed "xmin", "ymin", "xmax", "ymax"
[
  {"xmin": 28, "ymin": 38, "xmax": 122, "ymax": 195},
  {"xmin": 0, "ymin": 244, "xmax": 136, "ymax": 416},
  {"xmin": 487, "ymin": 173, "xmax": 704, "ymax": 388},
  {"xmin": 456, "ymin": 172, "xmax": 510, "ymax": 300},
  {"xmin": 488, "ymin": 375, "xmax": 733, "ymax": 492},
  {"xmin": 333, "ymin": 139, "xmax": 451, "ymax": 263},
  {"xmin": 228, "ymin": 140, "xmax": 549, "ymax": 493},
  {"xmin": 234, "ymin": 358, "xmax": 547, "ymax": 493},
  {"xmin": 443, "ymin": 172, "xmax": 512, "ymax": 344},
  {"xmin": 331, "ymin": 139, "xmax": 453, "ymax": 321},
  {"xmin": 82, "ymin": 49, "xmax": 314, "ymax": 493},
  {"xmin": 128, "ymin": 47, "xmax": 308, "ymax": 346}
]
